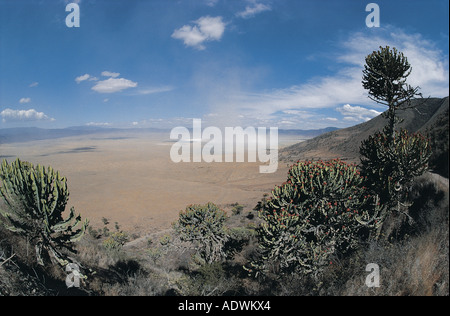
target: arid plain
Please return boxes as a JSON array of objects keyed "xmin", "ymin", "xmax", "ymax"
[{"xmin": 0, "ymin": 131, "xmax": 304, "ymax": 234}]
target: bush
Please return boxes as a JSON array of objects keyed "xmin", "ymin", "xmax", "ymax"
[
  {"xmin": 173, "ymin": 202, "xmax": 229, "ymax": 264},
  {"xmin": 103, "ymin": 231, "xmax": 129, "ymax": 252},
  {"xmin": 247, "ymin": 159, "xmax": 384, "ymax": 278},
  {"xmin": 360, "ymin": 128, "xmax": 432, "ymax": 209}
]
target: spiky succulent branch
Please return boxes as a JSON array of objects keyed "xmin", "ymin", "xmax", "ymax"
[
  {"xmin": 173, "ymin": 202, "xmax": 229, "ymax": 264},
  {"xmin": 360, "ymin": 128, "xmax": 432, "ymax": 214},
  {"xmin": 0, "ymin": 158, "xmax": 88, "ymax": 266},
  {"xmin": 247, "ymin": 159, "xmax": 385, "ymax": 277}
]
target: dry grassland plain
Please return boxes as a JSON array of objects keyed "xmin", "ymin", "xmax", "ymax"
[{"xmin": 0, "ymin": 131, "xmax": 304, "ymax": 234}]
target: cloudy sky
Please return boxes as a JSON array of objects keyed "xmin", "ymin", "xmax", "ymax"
[{"xmin": 0, "ymin": 0, "xmax": 448, "ymax": 129}]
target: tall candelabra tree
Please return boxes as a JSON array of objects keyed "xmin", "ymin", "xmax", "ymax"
[
  {"xmin": 360, "ymin": 46, "xmax": 432, "ymax": 224},
  {"xmin": 0, "ymin": 158, "xmax": 88, "ymax": 266}
]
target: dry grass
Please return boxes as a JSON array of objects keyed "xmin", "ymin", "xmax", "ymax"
[
  {"xmin": 336, "ymin": 226, "xmax": 449, "ymax": 296},
  {"xmin": 1, "ymin": 171, "xmax": 448, "ymax": 296}
]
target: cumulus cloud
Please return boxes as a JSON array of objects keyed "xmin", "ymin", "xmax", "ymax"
[
  {"xmin": 1, "ymin": 108, "xmax": 54, "ymax": 122},
  {"xmin": 29, "ymin": 82, "xmax": 39, "ymax": 88},
  {"xmin": 75, "ymin": 74, "xmax": 95, "ymax": 84},
  {"xmin": 236, "ymin": 1, "xmax": 271, "ymax": 19},
  {"xmin": 101, "ymin": 71, "xmax": 120, "ymax": 78},
  {"xmin": 172, "ymin": 16, "xmax": 226, "ymax": 50},
  {"xmin": 91, "ymin": 77, "xmax": 138, "ymax": 93},
  {"xmin": 19, "ymin": 98, "xmax": 31, "ymax": 104},
  {"xmin": 336, "ymin": 104, "xmax": 382, "ymax": 122},
  {"xmin": 76, "ymin": 71, "xmax": 138, "ymax": 94}
]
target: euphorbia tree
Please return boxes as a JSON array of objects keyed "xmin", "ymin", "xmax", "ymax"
[
  {"xmin": 247, "ymin": 159, "xmax": 384, "ymax": 277},
  {"xmin": 360, "ymin": 46, "xmax": 432, "ymax": 217}
]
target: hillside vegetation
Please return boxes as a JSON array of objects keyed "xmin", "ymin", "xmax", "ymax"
[
  {"xmin": 1, "ymin": 171, "xmax": 447, "ymax": 296},
  {"xmin": 281, "ymin": 97, "xmax": 449, "ymax": 178}
]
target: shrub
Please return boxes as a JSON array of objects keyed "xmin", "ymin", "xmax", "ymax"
[
  {"xmin": 247, "ymin": 159, "xmax": 384, "ymax": 278},
  {"xmin": 102, "ymin": 231, "xmax": 129, "ymax": 252},
  {"xmin": 360, "ymin": 128, "xmax": 432, "ymax": 214},
  {"xmin": 173, "ymin": 202, "xmax": 229, "ymax": 264}
]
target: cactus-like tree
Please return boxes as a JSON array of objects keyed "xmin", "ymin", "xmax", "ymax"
[
  {"xmin": 173, "ymin": 202, "xmax": 229, "ymax": 264},
  {"xmin": 247, "ymin": 159, "xmax": 384, "ymax": 277},
  {"xmin": 360, "ymin": 46, "xmax": 432, "ymax": 218},
  {"xmin": 362, "ymin": 45, "xmax": 421, "ymax": 140},
  {"xmin": 0, "ymin": 158, "xmax": 88, "ymax": 266}
]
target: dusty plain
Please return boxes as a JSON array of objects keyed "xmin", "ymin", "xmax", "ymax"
[{"xmin": 0, "ymin": 131, "xmax": 304, "ymax": 235}]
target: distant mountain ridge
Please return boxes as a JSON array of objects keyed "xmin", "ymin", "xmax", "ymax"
[
  {"xmin": 281, "ymin": 96, "xmax": 449, "ymax": 177},
  {"xmin": 0, "ymin": 126, "xmax": 121, "ymax": 144},
  {"xmin": 0, "ymin": 126, "xmax": 339, "ymax": 145}
]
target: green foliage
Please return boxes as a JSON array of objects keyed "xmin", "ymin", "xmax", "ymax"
[
  {"xmin": 247, "ymin": 159, "xmax": 384, "ymax": 277},
  {"xmin": 0, "ymin": 158, "xmax": 88, "ymax": 266},
  {"xmin": 362, "ymin": 46, "xmax": 420, "ymax": 108},
  {"xmin": 173, "ymin": 202, "xmax": 229, "ymax": 264},
  {"xmin": 176, "ymin": 261, "xmax": 233, "ymax": 296},
  {"xmin": 102, "ymin": 231, "xmax": 129, "ymax": 252},
  {"xmin": 360, "ymin": 128, "xmax": 432, "ymax": 213},
  {"xmin": 362, "ymin": 46, "xmax": 421, "ymax": 140},
  {"xmin": 230, "ymin": 203, "xmax": 244, "ymax": 216}
]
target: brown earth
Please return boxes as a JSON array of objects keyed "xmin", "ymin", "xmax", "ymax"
[{"xmin": 0, "ymin": 131, "xmax": 295, "ymax": 235}]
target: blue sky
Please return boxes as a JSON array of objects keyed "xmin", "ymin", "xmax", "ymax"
[{"xmin": 0, "ymin": 0, "xmax": 448, "ymax": 130}]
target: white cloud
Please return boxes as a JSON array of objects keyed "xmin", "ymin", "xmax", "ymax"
[
  {"xmin": 172, "ymin": 16, "xmax": 226, "ymax": 50},
  {"xmin": 205, "ymin": 0, "xmax": 219, "ymax": 7},
  {"xmin": 204, "ymin": 26, "xmax": 448, "ymax": 129},
  {"xmin": 279, "ymin": 120, "xmax": 295, "ymax": 125},
  {"xmin": 1, "ymin": 108, "xmax": 54, "ymax": 122},
  {"xmin": 226, "ymin": 67, "xmax": 367, "ymax": 118},
  {"xmin": 29, "ymin": 82, "xmax": 39, "ymax": 88},
  {"xmin": 236, "ymin": 1, "xmax": 271, "ymax": 19},
  {"xmin": 75, "ymin": 73, "xmax": 98, "ymax": 83},
  {"xmin": 19, "ymin": 98, "xmax": 31, "ymax": 104},
  {"xmin": 91, "ymin": 77, "xmax": 138, "ymax": 93},
  {"xmin": 75, "ymin": 74, "xmax": 91, "ymax": 84},
  {"xmin": 336, "ymin": 104, "xmax": 382, "ymax": 122},
  {"xmin": 135, "ymin": 86, "xmax": 174, "ymax": 95},
  {"xmin": 101, "ymin": 71, "xmax": 120, "ymax": 78}
]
